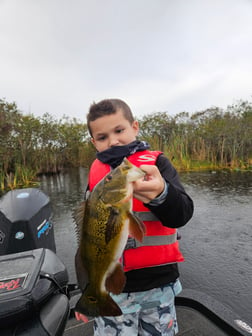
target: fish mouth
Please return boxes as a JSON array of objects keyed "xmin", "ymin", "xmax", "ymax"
[{"xmin": 127, "ymin": 168, "xmax": 146, "ymax": 182}]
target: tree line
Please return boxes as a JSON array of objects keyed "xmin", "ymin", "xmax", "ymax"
[
  {"xmin": 138, "ymin": 100, "xmax": 252, "ymax": 170},
  {"xmin": 0, "ymin": 98, "xmax": 251, "ymax": 191}
]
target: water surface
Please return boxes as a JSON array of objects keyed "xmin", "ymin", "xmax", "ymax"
[{"xmin": 39, "ymin": 168, "xmax": 252, "ymax": 325}]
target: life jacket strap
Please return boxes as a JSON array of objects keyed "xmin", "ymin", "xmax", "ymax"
[
  {"xmin": 133, "ymin": 211, "xmax": 159, "ymax": 221},
  {"xmin": 125, "ymin": 233, "xmax": 177, "ymax": 250}
]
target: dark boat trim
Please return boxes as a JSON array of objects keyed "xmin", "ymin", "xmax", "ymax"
[{"xmin": 175, "ymin": 288, "xmax": 252, "ymax": 335}]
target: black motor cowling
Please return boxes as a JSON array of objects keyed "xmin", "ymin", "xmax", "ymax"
[{"xmin": 0, "ymin": 188, "xmax": 56, "ymax": 255}]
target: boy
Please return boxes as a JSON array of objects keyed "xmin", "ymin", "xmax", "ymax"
[{"xmin": 76, "ymin": 98, "xmax": 194, "ymax": 335}]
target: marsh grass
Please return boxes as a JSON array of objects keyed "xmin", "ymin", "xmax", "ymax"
[{"xmin": 0, "ymin": 165, "xmax": 39, "ymax": 192}]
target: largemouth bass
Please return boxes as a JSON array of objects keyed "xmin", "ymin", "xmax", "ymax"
[{"xmin": 74, "ymin": 158, "xmax": 146, "ymax": 317}]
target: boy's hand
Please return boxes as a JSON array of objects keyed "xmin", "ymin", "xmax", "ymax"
[
  {"xmin": 133, "ymin": 165, "xmax": 165, "ymax": 204},
  {"xmin": 75, "ymin": 311, "xmax": 89, "ymax": 323}
]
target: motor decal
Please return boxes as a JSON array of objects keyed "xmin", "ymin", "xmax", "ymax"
[
  {"xmin": 16, "ymin": 192, "xmax": 30, "ymax": 199},
  {"xmin": 37, "ymin": 220, "xmax": 52, "ymax": 238},
  {"xmin": 0, "ymin": 274, "xmax": 28, "ymax": 293},
  {"xmin": 15, "ymin": 231, "xmax": 24, "ymax": 240},
  {"xmin": 0, "ymin": 230, "xmax": 5, "ymax": 244}
]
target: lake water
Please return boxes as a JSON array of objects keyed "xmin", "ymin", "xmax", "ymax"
[{"xmin": 39, "ymin": 168, "xmax": 252, "ymax": 325}]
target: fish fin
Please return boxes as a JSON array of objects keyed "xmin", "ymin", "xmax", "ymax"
[
  {"xmin": 105, "ymin": 262, "xmax": 126, "ymax": 294},
  {"xmin": 128, "ymin": 211, "xmax": 146, "ymax": 242},
  {"xmin": 75, "ymin": 247, "xmax": 89, "ymax": 291},
  {"xmin": 105, "ymin": 207, "xmax": 120, "ymax": 244},
  {"xmin": 98, "ymin": 294, "xmax": 122, "ymax": 316},
  {"xmin": 73, "ymin": 200, "xmax": 87, "ymax": 243},
  {"xmin": 75, "ymin": 287, "xmax": 122, "ymax": 317}
]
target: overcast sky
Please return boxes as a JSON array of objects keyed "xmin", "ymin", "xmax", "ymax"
[{"xmin": 1, "ymin": 0, "xmax": 252, "ymax": 121}]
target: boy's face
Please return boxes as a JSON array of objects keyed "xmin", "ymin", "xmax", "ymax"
[{"xmin": 90, "ymin": 109, "xmax": 139, "ymax": 152}]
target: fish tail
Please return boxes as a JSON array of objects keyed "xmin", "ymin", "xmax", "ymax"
[{"xmin": 75, "ymin": 287, "xmax": 122, "ymax": 317}]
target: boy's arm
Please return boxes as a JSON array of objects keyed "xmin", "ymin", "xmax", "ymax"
[{"xmin": 144, "ymin": 154, "xmax": 194, "ymax": 228}]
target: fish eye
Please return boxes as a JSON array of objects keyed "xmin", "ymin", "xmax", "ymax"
[
  {"xmin": 123, "ymin": 166, "xmax": 130, "ymax": 171},
  {"xmin": 105, "ymin": 174, "xmax": 113, "ymax": 182}
]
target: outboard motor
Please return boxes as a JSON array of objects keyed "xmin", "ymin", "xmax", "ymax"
[
  {"xmin": 0, "ymin": 189, "xmax": 70, "ymax": 335},
  {"xmin": 0, "ymin": 188, "xmax": 56, "ymax": 255},
  {"xmin": 0, "ymin": 248, "xmax": 69, "ymax": 335}
]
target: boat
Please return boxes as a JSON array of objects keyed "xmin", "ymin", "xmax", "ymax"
[{"xmin": 0, "ymin": 188, "xmax": 251, "ymax": 336}]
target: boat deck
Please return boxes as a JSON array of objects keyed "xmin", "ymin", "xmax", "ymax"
[
  {"xmin": 63, "ymin": 289, "xmax": 249, "ymax": 336},
  {"xmin": 63, "ymin": 308, "xmax": 239, "ymax": 336}
]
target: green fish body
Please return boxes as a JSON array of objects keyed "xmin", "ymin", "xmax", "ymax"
[{"xmin": 74, "ymin": 158, "xmax": 146, "ymax": 317}]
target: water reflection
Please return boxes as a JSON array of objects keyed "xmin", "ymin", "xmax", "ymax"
[
  {"xmin": 181, "ymin": 170, "xmax": 252, "ymax": 195},
  {"xmin": 39, "ymin": 167, "xmax": 89, "ymax": 284},
  {"xmin": 40, "ymin": 167, "xmax": 88, "ymax": 209},
  {"xmin": 181, "ymin": 170, "xmax": 252, "ymax": 194}
]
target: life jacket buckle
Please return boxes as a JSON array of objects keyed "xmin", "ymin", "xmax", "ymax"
[{"xmin": 125, "ymin": 237, "xmax": 137, "ymax": 250}]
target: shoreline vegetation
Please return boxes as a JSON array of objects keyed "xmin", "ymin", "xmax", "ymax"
[{"xmin": 1, "ymin": 98, "xmax": 251, "ymax": 193}]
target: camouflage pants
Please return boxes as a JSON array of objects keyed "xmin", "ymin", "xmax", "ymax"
[{"xmin": 94, "ymin": 279, "xmax": 182, "ymax": 336}]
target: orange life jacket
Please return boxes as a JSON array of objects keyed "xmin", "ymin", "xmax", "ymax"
[{"xmin": 88, "ymin": 150, "xmax": 184, "ymax": 272}]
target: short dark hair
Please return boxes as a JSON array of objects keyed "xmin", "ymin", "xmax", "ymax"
[{"xmin": 87, "ymin": 98, "xmax": 134, "ymax": 135}]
